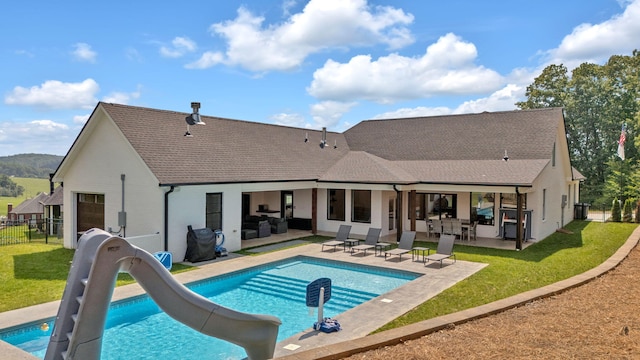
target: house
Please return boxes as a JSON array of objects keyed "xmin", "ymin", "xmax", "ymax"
[
  {"xmin": 52, "ymin": 102, "xmax": 583, "ymax": 260},
  {"xmin": 7, "ymin": 192, "xmax": 48, "ymax": 224}
]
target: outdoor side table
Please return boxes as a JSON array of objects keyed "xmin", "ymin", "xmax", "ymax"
[
  {"xmin": 344, "ymin": 238, "xmax": 360, "ymax": 252},
  {"xmin": 412, "ymin": 247, "xmax": 429, "ymax": 262},
  {"xmin": 375, "ymin": 242, "xmax": 392, "ymax": 256}
]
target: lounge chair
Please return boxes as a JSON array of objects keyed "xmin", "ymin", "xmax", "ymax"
[
  {"xmin": 424, "ymin": 234, "xmax": 456, "ymax": 268},
  {"xmin": 350, "ymin": 228, "xmax": 382, "ymax": 256},
  {"xmin": 384, "ymin": 231, "xmax": 416, "ymax": 261},
  {"xmin": 321, "ymin": 225, "xmax": 352, "ymax": 252}
]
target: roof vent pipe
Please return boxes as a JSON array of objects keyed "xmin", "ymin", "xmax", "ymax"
[
  {"xmin": 185, "ymin": 102, "xmax": 205, "ymax": 136},
  {"xmin": 320, "ymin": 127, "xmax": 327, "ymax": 149}
]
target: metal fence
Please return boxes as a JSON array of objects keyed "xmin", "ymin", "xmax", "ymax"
[
  {"xmin": 0, "ymin": 218, "xmax": 64, "ymax": 246},
  {"xmin": 582, "ymin": 203, "xmax": 638, "ymax": 223}
]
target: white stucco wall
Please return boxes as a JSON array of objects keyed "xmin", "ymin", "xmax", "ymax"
[
  {"xmin": 59, "ymin": 111, "xmax": 164, "ymax": 251},
  {"xmin": 165, "ymin": 183, "xmax": 243, "ymax": 259}
]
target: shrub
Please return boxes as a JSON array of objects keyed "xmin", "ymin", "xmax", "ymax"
[
  {"xmin": 623, "ymin": 198, "xmax": 635, "ymax": 222},
  {"xmin": 611, "ymin": 197, "xmax": 622, "ymax": 222}
]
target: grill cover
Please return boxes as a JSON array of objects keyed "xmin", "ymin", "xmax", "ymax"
[{"xmin": 184, "ymin": 225, "xmax": 216, "ymax": 262}]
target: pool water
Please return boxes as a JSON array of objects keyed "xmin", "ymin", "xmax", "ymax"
[{"xmin": 0, "ymin": 256, "xmax": 420, "ymax": 360}]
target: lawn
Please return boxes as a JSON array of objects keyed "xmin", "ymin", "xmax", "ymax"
[
  {"xmin": 0, "ymin": 221, "xmax": 636, "ymax": 329},
  {"xmin": 0, "ymin": 243, "xmax": 193, "ymax": 312},
  {"xmin": 0, "ymin": 177, "xmax": 50, "ymax": 217},
  {"xmin": 379, "ymin": 220, "xmax": 637, "ymax": 331}
]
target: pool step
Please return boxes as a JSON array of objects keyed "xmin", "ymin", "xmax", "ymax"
[{"xmin": 239, "ymin": 273, "xmax": 378, "ymax": 311}]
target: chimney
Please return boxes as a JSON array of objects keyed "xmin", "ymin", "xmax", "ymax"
[
  {"xmin": 49, "ymin": 173, "xmax": 54, "ymax": 194},
  {"xmin": 8, "ymin": 203, "xmax": 12, "ymax": 214}
]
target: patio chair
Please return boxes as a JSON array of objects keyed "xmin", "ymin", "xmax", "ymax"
[
  {"xmin": 384, "ymin": 231, "xmax": 416, "ymax": 261},
  {"xmin": 321, "ymin": 225, "xmax": 352, "ymax": 252},
  {"xmin": 424, "ymin": 234, "xmax": 456, "ymax": 268},
  {"xmin": 441, "ymin": 219, "xmax": 452, "ymax": 235},
  {"xmin": 428, "ymin": 219, "xmax": 442, "ymax": 238},
  {"xmin": 465, "ymin": 221, "xmax": 477, "ymax": 241},
  {"xmin": 451, "ymin": 219, "xmax": 463, "ymax": 240},
  {"xmin": 350, "ymin": 227, "xmax": 382, "ymax": 256}
]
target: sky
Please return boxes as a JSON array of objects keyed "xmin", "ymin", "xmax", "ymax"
[{"xmin": 1, "ymin": 0, "xmax": 639, "ymax": 156}]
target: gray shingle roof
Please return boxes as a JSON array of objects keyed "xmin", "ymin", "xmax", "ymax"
[
  {"xmin": 43, "ymin": 186, "xmax": 63, "ymax": 206},
  {"xmin": 101, "ymin": 103, "xmax": 350, "ymax": 185},
  {"xmin": 10, "ymin": 192, "xmax": 47, "ymax": 215},
  {"xmin": 90, "ymin": 103, "xmax": 566, "ymax": 187},
  {"xmin": 344, "ymin": 107, "xmax": 563, "ymax": 161}
]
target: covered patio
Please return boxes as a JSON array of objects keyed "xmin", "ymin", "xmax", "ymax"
[{"xmin": 239, "ymin": 228, "xmax": 535, "ymax": 251}]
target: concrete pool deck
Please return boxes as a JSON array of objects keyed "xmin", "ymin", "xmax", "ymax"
[{"xmin": 0, "ymin": 241, "xmax": 486, "ymax": 359}]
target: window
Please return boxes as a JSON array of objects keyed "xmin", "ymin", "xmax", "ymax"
[
  {"xmin": 351, "ymin": 190, "xmax": 371, "ymax": 223},
  {"xmin": 327, "ymin": 189, "xmax": 345, "ymax": 221},
  {"xmin": 427, "ymin": 193, "xmax": 456, "ymax": 219},
  {"xmin": 409, "ymin": 193, "xmax": 426, "ymax": 220},
  {"xmin": 552, "ymin": 142, "xmax": 556, "ymax": 167},
  {"xmin": 501, "ymin": 193, "xmax": 526, "ymax": 209},
  {"xmin": 206, "ymin": 193, "xmax": 222, "ymax": 230},
  {"xmin": 542, "ymin": 189, "xmax": 547, "ymax": 220},
  {"xmin": 471, "ymin": 192, "xmax": 495, "ymax": 225}
]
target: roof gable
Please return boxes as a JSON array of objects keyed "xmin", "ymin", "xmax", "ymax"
[{"xmin": 319, "ymin": 151, "xmax": 416, "ymax": 183}]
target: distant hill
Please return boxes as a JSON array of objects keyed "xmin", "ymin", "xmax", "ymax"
[{"xmin": 0, "ymin": 154, "xmax": 63, "ymax": 179}]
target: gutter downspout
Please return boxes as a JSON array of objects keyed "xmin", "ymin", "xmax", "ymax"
[{"xmin": 164, "ymin": 186, "xmax": 175, "ymax": 252}]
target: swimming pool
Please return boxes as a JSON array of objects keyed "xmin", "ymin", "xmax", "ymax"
[{"xmin": 0, "ymin": 255, "xmax": 421, "ymax": 359}]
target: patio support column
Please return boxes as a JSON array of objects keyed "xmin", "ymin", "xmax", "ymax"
[
  {"xmin": 515, "ymin": 187, "xmax": 523, "ymax": 251},
  {"xmin": 312, "ymin": 188, "xmax": 317, "ymax": 235},
  {"xmin": 409, "ymin": 190, "xmax": 416, "ymax": 231},
  {"xmin": 394, "ymin": 186, "xmax": 403, "ymax": 243}
]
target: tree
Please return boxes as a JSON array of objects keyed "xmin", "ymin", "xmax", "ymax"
[
  {"xmin": 611, "ymin": 197, "xmax": 622, "ymax": 222},
  {"xmin": 623, "ymin": 198, "xmax": 635, "ymax": 222},
  {"xmin": 0, "ymin": 175, "xmax": 24, "ymax": 197},
  {"xmin": 518, "ymin": 51, "xmax": 640, "ymax": 205}
]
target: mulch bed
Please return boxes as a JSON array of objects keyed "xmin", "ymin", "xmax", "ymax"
[{"xmin": 345, "ymin": 243, "xmax": 640, "ymax": 359}]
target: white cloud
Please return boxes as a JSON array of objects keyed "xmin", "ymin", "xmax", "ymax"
[
  {"xmin": 373, "ymin": 106, "xmax": 452, "ymax": 119},
  {"xmin": 453, "ymin": 84, "xmax": 523, "ymax": 114},
  {"xmin": 185, "ymin": 51, "xmax": 225, "ymax": 69},
  {"xmin": 160, "ymin": 36, "xmax": 197, "ymax": 58},
  {"xmin": 71, "ymin": 43, "xmax": 97, "ymax": 63},
  {"xmin": 73, "ymin": 114, "xmax": 90, "ymax": 124},
  {"xmin": 194, "ymin": 0, "xmax": 414, "ymax": 72},
  {"xmin": 101, "ymin": 86, "xmax": 142, "ymax": 105},
  {"xmin": 270, "ymin": 112, "xmax": 307, "ymax": 127},
  {"xmin": 307, "ymin": 33, "xmax": 504, "ymax": 103},
  {"xmin": 310, "ymin": 100, "xmax": 357, "ymax": 128},
  {"xmin": 4, "ymin": 79, "xmax": 99, "ymax": 110},
  {"xmin": 125, "ymin": 47, "xmax": 144, "ymax": 62},
  {"xmin": 373, "ymin": 84, "xmax": 524, "ymax": 119},
  {"xmin": 282, "ymin": 0, "xmax": 297, "ymax": 17},
  {"xmin": 0, "ymin": 120, "xmax": 72, "ymax": 155},
  {"xmin": 545, "ymin": 0, "xmax": 640, "ymax": 66}
]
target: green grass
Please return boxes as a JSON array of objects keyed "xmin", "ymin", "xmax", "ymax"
[
  {"xmin": 378, "ymin": 220, "xmax": 636, "ymax": 331},
  {"xmin": 0, "ymin": 243, "xmax": 193, "ymax": 312},
  {"xmin": 0, "ymin": 177, "xmax": 50, "ymax": 217},
  {"xmin": 0, "ymin": 221, "xmax": 635, "ymax": 332}
]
